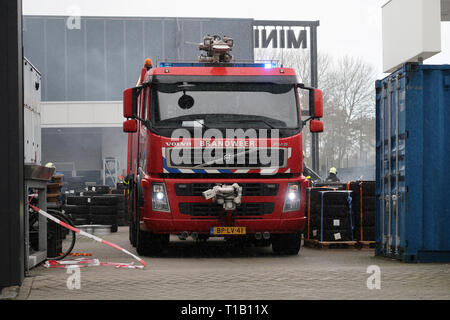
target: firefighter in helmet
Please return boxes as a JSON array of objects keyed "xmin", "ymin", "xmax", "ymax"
[
  {"xmin": 45, "ymin": 162, "xmax": 56, "ymax": 170},
  {"xmin": 326, "ymin": 167, "xmax": 340, "ymax": 182}
]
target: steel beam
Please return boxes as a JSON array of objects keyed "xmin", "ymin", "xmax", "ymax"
[
  {"xmin": 310, "ymin": 26, "xmax": 320, "ymax": 172},
  {"xmin": 0, "ymin": 0, "xmax": 24, "ymax": 289},
  {"xmin": 253, "ymin": 20, "xmax": 320, "ymax": 27}
]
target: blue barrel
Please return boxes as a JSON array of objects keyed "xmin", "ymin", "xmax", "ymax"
[{"xmin": 375, "ymin": 63, "xmax": 450, "ymax": 262}]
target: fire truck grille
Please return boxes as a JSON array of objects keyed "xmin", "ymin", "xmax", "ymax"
[
  {"xmin": 178, "ymin": 202, "xmax": 275, "ymax": 217},
  {"xmin": 175, "ymin": 183, "xmax": 279, "ymax": 197},
  {"xmin": 166, "ymin": 148, "xmax": 286, "ymax": 169}
]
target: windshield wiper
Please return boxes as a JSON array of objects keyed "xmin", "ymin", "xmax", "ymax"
[
  {"xmin": 193, "ymin": 119, "xmax": 210, "ymax": 129},
  {"xmin": 156, "ymin": 117, "xmax": 210, "ymax": 129},
  {"xmin": 221, "ymin": 119, "xmax": 277, "ymax": 129}
]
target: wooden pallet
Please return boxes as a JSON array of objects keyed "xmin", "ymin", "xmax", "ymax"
[
  {"xmin": 48, "ymin": 182, "xmax": 63, "ymax": 188},
  {"xmin": 52, "ymin": 174, "xmax": 64, "ymax": 182},
  {"xmin": 357, "ymin": 241, "xmax": 376, "ymax": 249},
  {"xmin": 304, "ymin": 239, "xmax": 358, "ymax": 249}
]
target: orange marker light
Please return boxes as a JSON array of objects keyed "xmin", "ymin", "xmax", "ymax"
[{"xmin": 144, "ymin": 58, "xmax": 153, "ymax": 69}]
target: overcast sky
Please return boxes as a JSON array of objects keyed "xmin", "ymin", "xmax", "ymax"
[{"xmin": 23, "ymin": 0, "xmax": 450, "ymax": 77}]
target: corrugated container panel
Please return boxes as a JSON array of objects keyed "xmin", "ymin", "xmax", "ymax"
[{"xmin": 375, "ymin": 63, "xmax": 450, "ymax": 262}]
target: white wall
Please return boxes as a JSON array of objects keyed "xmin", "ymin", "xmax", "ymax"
[
  {"xmin": 382, "ymin": 0, "xmax": 442, "ymax": 73},
  {"xmin": 41, "ymin": 101, "xmax": 123, "ymax": 128}
]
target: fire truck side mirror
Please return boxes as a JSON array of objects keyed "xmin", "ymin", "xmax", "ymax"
[
  {"xmin": 123, "ymin": 119, "xmax": 138, "ymax": 133},
  {"xmin": 123, "ymin": 87, "xmax": 138, "ymax": 118},
  {"xmin": 297, "ymin": 84, "xmax": 323, "ymax": 119},
  {"xmin": 312, "ymin": 89, "xmax": 323, "ymax": 118},
  {"xmin": 310, "ymin": 120, "xmax": 324, "ymax": 133}
]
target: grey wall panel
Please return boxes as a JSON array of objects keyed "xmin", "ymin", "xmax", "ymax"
[
  {"xmin": 106, "ymin": 20, "xmax": 126, "ymax": 100},
  {"xmin": 23, "ymin": 18, "xmax": 45, "ymax": 83},
  {"xmin": 42, "ymin": 127, "xmax": 127, "ymax": 175},
  {"xmin": 23, "ymin": 16, "xmax": 254, "ymax": 102},
  {"xmin": 181, "ymin": 20, "xmax": 202, "ymax": 61},
  {"xmin": 67, "ymin": 23, "xmax": 85, "ymax": 101},
  {"xmin": 86, "ymin": 19, "xmax": 106, "ymax": 101},
  {"xmin": 42, "ymin": 128, "xmax": 103, "ymax": 171},
  {"xmin": 162, "ymin": 19, "xmax": 178, "ymax": 61},
  {"xmin": 46, "ymin": 18, "xmax": 66, "ymax": 101},
  {"xmin": 101, "ymin": 127, "xmax": 128, "ymax": 175},
  {"xmin": 144, "ymin": 20, "xmax": 164, "ymax": 63},
  {"xmin": 125, "ymin": 19, "xmax": 145, "ymax": 87}
]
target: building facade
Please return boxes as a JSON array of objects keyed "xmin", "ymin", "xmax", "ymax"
[{"xmin": 23, "ymin": 16, "xmax": 255, "ymax": 185}]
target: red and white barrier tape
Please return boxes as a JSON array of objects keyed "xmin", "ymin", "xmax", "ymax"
[
  {"xmin": 44, "ymin": 259, "xmax": 144, "ymax": 269},
  {"xmin": 29, "ymin": 203, "xmax": 146, "ymax": 269}
]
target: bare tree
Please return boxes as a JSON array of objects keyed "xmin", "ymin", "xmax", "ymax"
[
  {"xmin": 255, "ymin": 49, "xmax": 376, "ymax": 172},
  {"xmin": 325, "ymin": 56, "xmax": 376, "ymax": 168}
]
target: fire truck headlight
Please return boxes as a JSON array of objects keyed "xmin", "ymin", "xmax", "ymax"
[
  {"xmin": 156, "ymin": 192, "xmax": 164, "ymax": 200},
  {"xmin": 283, "ymin": 183, "xmax": 300, "ymax": 212},
  {"xmin": 152, "ymin": 183, "xmax": 170, "ymax": 212}
]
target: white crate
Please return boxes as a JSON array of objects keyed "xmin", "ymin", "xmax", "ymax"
[{"xmin": 382, "ymin": 0, "xmax": 442, "ymax": 73}]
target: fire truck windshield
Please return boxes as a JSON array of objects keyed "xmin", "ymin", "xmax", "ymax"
[{"xmin": 151, "ymin": 83, "xmax": 299, "ymax": 129}]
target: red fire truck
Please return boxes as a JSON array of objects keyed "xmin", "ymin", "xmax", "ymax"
[{"xmin": 122, "ymin": 36, "xmax": 323, "ymax": 255}]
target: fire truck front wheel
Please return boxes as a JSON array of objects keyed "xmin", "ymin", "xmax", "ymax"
[
  {"xmin": 271, "ymin": 232, "xmax": 302, "ymax": 255},
  {"xmin": 136, "ymin": 229, "xmax": 169, "ymax": 256}
]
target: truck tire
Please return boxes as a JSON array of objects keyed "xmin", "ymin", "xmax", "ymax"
[
  {"xmin": 66, "ymin": 196, "xmax": 89, "ymax": 206},
  {"xmin": 88, "ymin": 185, "xmax": 110, "ymax": 194},
  {"xmin": 90, "ymin": 196, "xmax": 118, "ymax": 206},
  {"xmin": 90, "ymin": 206, "xmax": 117, "ymax": 215},
  {"xmin": 271, "ymin": 232, "xmax": 302, "ymax": 255},
  {"xmin": 136, "ymin": 230, "xmax": 169, "ymax": 256},
  {"xmin": 63, "ymin": 205, "xmax": 89, "ymax": 214}
]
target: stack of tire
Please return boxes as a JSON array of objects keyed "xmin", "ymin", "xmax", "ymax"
[
  {"xmin": 305, "ymin": 188, "xmax": 354, "ymax": 242},
  {"xmin": 64, "ymin": 176, "xmax": 86, "ymax": 192},
  {"xmin": 111, "ymin": 184, "xmax": 127, "ymax": 226},
  {"xmin": 345, "ymin": 181, "xmax": 376, "ymax": 242},
  {"xmin": 314, "ymin": 181, "xmax": 376, "ymax": 242},
  {"xmin": 63, "ymin": 185, "xmax": 119, "ymax": 232}
]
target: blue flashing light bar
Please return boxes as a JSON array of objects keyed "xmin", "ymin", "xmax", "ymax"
[{"xmin": 159, "ymin": 62, "xmax": 278, "ymax": 68}]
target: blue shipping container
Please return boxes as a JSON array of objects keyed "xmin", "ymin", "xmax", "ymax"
[{"xmin": 375, "ymin": 63, "xmax": 450, "ymax": 263}]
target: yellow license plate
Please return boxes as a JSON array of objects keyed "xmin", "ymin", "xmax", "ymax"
[{"xmin": 210, "ymin": 227, "xmax": 246, "ymax": 235}]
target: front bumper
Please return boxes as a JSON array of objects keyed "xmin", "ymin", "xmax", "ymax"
[
  {"xmin": 140, "ymin": 175, "xmax": 308, "ymax": 235},
  {"xmin": 141, "ymin": 216, "xmax": 306, "ymax": 234}
]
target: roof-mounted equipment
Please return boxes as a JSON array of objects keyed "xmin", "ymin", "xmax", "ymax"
[{"xmin": 198, "ymin": 35, "xmax": 233, "ymax": 63}]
